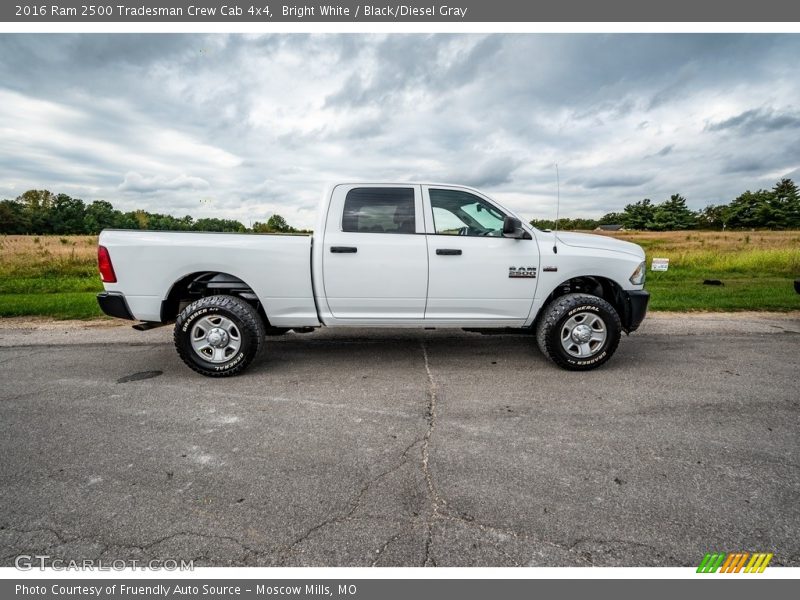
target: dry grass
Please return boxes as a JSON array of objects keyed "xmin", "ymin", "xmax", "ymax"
[
  {"xmin": 593, "ymin": 230, "xmax": 800, "ymax": 276},
  {"xmin": 595, "ymin": 230, "xmax": 800, "ymax": 253},
  {"xmin": 0, "ymin": 235, "xmax": 97, "ymax": 275}
]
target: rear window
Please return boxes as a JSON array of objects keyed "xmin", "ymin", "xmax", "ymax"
[{"xmin": 342, "ymin": 187, "xmax": 416, "ymax": 234}]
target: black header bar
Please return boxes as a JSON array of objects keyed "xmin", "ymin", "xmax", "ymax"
[{"xmin": 4, "ymin": 0, "xmax": 800, "ymax": 22}]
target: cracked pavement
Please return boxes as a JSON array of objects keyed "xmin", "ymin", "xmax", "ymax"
[{"xmin": 0, "ymin": 314, "xmax": 798, "ymax": 566}]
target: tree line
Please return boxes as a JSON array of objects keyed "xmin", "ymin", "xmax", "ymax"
[
  {"xmin": 530, "ymin": 177, "xmax": 800, "ymax": 231},
  {"xmin": 0, "ymin": 190, "xmax": 305, "ymax": 235}
]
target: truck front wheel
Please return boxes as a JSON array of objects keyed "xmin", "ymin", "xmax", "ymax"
[
  {"xmin": 535, "ymin": 293, "xmax": 621, "ymax": 371},
  {"xmin": 174, "ymin": 295, "xmax": 266, "ymax": 377}
]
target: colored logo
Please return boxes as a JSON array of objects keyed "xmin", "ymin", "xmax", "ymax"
[{"xmin": 697, "ymin": 552, "xmax": 773, "ymax": 573}]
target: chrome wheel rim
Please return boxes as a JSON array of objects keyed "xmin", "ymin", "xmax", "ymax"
[
  {"xmin": 560, "ymin": 312, "xmax": 607, "ymax": 358},
  {"xmin": 190, "ymin": 315, "xmax": 242, "ymax": 363}
]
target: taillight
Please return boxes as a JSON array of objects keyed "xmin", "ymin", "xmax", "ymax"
[{"xmin": 98, "ymin": 245, "xmax": 117, "ymax": 283}]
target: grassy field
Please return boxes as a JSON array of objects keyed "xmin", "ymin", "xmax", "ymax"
[
  {"xmin": 0, "ymin": 235, "xmax": 102, "ymax": 319},
  {"xmin": 599, "ymin": 230, "xmax": 800, "ymax": 311},
  {"xmin": 0, "ymin": 232, "xmax": 798, "ymax": 319}
]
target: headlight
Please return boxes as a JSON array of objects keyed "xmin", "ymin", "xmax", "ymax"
[{"xmin": 629, "ymin": 261, "xmax": 646, "ymax": 285}]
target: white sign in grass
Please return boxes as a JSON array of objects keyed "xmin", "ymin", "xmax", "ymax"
[{"xmin": 651, "ymin": 258, "xmax": 670, "ymax": 271}]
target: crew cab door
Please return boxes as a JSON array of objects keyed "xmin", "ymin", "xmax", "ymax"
[
  {"xmin": 422, "ymin": 185, "xmax": 539, "ymax": 323},
  {"xmin": 321, "ymin": 184, "xmax": 428, "ymax": 320}
]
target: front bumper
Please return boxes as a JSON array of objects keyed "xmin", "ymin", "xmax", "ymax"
[
  {"xmin": 97, "ymin": 292, "xmax": 135, "ymax": 321},
  {"xmin": 622, "ymin": 289, "xmax": 650, "ymax": 332}
]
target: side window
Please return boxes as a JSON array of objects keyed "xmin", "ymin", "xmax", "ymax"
[
  {"xmin": 430, "ymin": 189, "xmax": 507, "ymax": 236},
  {"xmin": 342, "ymin": 187, "xmax": 416, "ymax": 234}
]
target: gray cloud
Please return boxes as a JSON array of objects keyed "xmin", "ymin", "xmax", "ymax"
[
  {"xmin": 575, "ymin": 175, "xmax": 652, "ymax": 189},
  {"xmin": 1, "ymin": 33, "xmax": 800, "ymax": 226},
  {"xmin": 721, "ymin": 157, "xmax": 770, "ymax": 174},
  {"xmin": 706, "ymin": 107, "xmax": 800, "ymax": 134},
  {"xmin": 651, "ymin": 145, "xmax": 674, "ymax": 157}
]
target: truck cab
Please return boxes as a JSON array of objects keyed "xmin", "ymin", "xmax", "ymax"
[{"xmin": 315, "ymin": 183, "xmax": 540, "ymax": 326}]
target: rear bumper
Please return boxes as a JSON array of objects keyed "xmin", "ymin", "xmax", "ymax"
[
  {"xmin": 622, "ymin": 289, "xmax": 650, "ymax": 332},
  {"xmin": 97, "ymin": 292, "xmax": 135, "ymax": 321}
]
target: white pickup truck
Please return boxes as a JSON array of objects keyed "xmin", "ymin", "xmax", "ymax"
[{"xmin": 97, "ymin": 183, "xmax": 649, "ymax": 376}]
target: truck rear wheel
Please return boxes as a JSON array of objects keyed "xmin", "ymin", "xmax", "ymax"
[
  {"xmin": 174, "ymin": 295, "xmax": 265, "ymax": 377},
  {"xmin": 535, "ymin": 293, "xmax": 621, "ymax": 371}
]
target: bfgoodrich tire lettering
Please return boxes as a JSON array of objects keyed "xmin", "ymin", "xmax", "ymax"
[
  {"xmin": 535, "ymin": 293, "xmax": 622, "ymax": 371},
  {"xmin": 174, "ymin": 295, "xmax": 266, "ymax": 377}
]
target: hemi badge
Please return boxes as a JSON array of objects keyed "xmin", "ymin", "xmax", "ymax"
[{"xmin": 542, "ymin": 266, "xmax": 558, "ymax": 272}]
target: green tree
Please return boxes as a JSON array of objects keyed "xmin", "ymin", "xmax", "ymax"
[
  {"xmin": 529, "ymin": 219, "xmax": 554, "ymax": 230},
  {"xmin": 148, "ymin": 213, "xmax": 185, "ymax": 230},
  {"xmin": 133, "ymin": 209, "xmax": 150, "ymax": 229},
  {"xmin": 771, "ymin": 178, "xmax": 800, "ymax": 229},
  {"xmin": 563, "ymin": 218, "xmax": 599, "ymax": 230},
  {"xmin": 252, "ymin": 214, "xmax": 298, "ymax": 233},
  {"xmin": 598, "ymin": 212, "xmax": 625, "ymax": 225},
  {"xmin": 18, "ymin": 189, "xmax": 55, "ymax": 211},
  {"xmin": 621, "ymin": 198, "xmax": 655, "ymax": 230},
  {"xmin": 267, "ymin": 214, "xmax": 293, "ymax": 232},
  {"xmin": 647, "ymin": 194, "xmax": 696, "ymax": 230},
  {"xmin": 726, "ymin": 190, "xmax": 769, "ymax": 229},
  {"xmin": 696, "ymin": 204, "xmax": 729, "ymax": 230},
  {"xmin": 49, "ymin": 194, "xmax": 86, "ymax": 234},
  {"xmin": 0, "ymin": 200, "xmax": 30, "ymax": 233},
  {"xmin": 118, "ymin": 211, "xmax": 140, "ymax": 230},
  {"xmin": 193, "ymin": 218, "xmax": 246, "ymax": 232},
  {"xmin": 84, "ymin": 200, "xmax": 120, "ymax": 234},
  {"xmin": 18, "ymin": 189, "xmax": 56, "ymax": 233}
]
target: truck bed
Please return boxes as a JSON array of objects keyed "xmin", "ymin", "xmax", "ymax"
[{"xmin": 99, "ymin": 230, "xmax": 319, "ymax": 327}]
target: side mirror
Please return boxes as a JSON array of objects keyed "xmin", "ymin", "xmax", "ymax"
[
  {"xmin": 502, "ymin": 216, "xmax": 524, "ymax": 238},
  {"xmin": 502, "ymin": 216, "xmax": 520, "ymax": 234}
]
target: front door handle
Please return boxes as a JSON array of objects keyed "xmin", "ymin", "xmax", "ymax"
[
  {"xmin": 331, "ymin": 246, "xmax": 357, "ymax": 253},
  {"xmin": 436, "ymin": 248, "xmax": 462, "ymax": 256}
]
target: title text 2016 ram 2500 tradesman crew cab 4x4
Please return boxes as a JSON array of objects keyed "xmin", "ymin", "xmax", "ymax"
[{"xmin": 97, "ymin": 183, "xmax": 649, "ymax": 377}]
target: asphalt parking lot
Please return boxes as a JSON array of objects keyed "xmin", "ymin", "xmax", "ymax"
[{"xmin": 0, "ymin": 313, "xmax": 798, "ymax": 567}]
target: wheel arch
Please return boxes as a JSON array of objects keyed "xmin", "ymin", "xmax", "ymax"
[
  {"xmin": 536, "ymin": 275, "xmax": 635, "ymax": 332},
  {"xmin": 160, "ymin": 271, "xmax": 270, "ymax": 326}
]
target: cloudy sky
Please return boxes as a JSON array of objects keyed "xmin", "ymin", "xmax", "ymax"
[{"xmin": 1, "ymin": 33, "xmax": 799, "ymax": 228}]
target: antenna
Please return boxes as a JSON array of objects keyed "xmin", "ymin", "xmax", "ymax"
[{"xmin": 553, "ymin": 163, "xmax": 560, "ymax": 254}]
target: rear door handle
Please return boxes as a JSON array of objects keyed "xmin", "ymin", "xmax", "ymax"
[
  {"xmin": 436, "ymin": 249, "xmax": 462, "ymax": 256},
  {"xmin": 330, "ymin": 246, "xmax": 357, "ymax": 253}
]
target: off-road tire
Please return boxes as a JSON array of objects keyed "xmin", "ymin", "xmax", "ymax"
[
  {"xmin": 174, "ymin": 295, "xmax": 266, "ymax": 377},
  {"xmin": 535, "ymin": 293, "xmax": 621, "ymax": 371}
]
